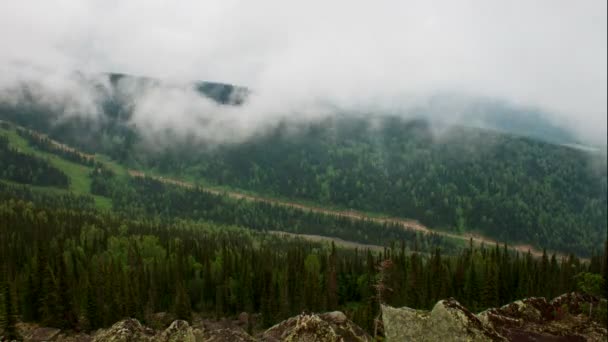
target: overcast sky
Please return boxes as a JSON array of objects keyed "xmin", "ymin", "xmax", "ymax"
[{"xmin": 0, "ymin": 0, "xmax": 606, "ymax": 145}]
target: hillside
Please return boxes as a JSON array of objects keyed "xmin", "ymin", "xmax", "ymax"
[
  {"xmin": 0, "ymin": 107, "xmax": 606, "ymax": 340},
  {"xmin": 1, "ymin": 118, "xmax": 605, "ymax": 256},
  {"xmin": 0, "ymin": 186, "xmax": 605, "ymax": 338},
  {"xmin": 2, "ymin": 84, "xmax": 607, "ymax": 256},
  {"xmin": 5, "ymin": 290, "xmax": 608, "ymax": 341}
]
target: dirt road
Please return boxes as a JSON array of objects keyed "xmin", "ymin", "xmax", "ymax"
[
  {"xmin": 6, "ymin": 121, "xmax": 570, "ymax": 259},
  {"xmin": 128, "ymin": 170, "xmax": 565, "ymax": 258}
]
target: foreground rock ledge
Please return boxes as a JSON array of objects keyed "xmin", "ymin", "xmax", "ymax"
[
  {"xmin": 382, "ymin": 292, "xmax": 607, "ymax": 342},
  {"xmin": 262, "ymin": 311, "xmax": 371, "ymax": 341},
  {"xmin": 6, "ymin": 292, "xmax": 606, "ymax": 341},
  {"xmin": 9, "ymin": 311, "xmax": 369, "ymax": 342}
]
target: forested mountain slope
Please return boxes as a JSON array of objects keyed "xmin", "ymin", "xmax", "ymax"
[
  {"xmin": 0, "ymin": 106, "xmax": 606, "ymax": 338},
  {"xmin": 0, "ymin": 74, "xmax": 606, "ymax": 256},
  {"xmin": 183, "ymin": 117, "xmax": 606, "ymax": 256},
  {"xmin": 0, "ymin": 190, "xmax": 603, "ymax": 336},
  {"xmin": 0, "ymin": 118, "xmax": 605, "ymax": 256}
]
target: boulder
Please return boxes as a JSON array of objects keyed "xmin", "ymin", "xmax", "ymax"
[
  {"xmin": 92, "ymin": 318, "xmax": 154, "ymax": 342},
  {"xmin": 550, "ymin": 292, "xmax": 599, "ymax": 315},
  {"xmin": 157, "ymin": 320, "xmax": 195, "ymax": 342},
  {"xmin": 477, "ymin": 293, "xmax": 607, "ymax": 341},
  {"xmin": 25, "ymin": 327, "xmax": 62, "ymax": 341},
  {"xmin": 262, "ymin": 311, "xmax": 371, "ymax": 342},
  {"xmin": 382, "ymin": 299, "xmax": 506, "ymax": 341}
]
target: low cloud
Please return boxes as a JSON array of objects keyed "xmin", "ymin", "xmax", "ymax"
[{"xmin": 0, "ymin": 1, "xmax": 605, "ymax": 146}]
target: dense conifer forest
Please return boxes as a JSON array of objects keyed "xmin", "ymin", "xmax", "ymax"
[
  {"xmin": 1, "ymin": 186, "xmax": 605, "ymax": 333},
  {"xmin": 0, "ymin": 135, "xmax": 70, "ymax": 188},
  {"xmin": 0, "ymin": 117, "xmax": 606, "ymax": 336},
  {"xmin": 1, "ymin": 105, "xmax": 605, "ymax": 255}
]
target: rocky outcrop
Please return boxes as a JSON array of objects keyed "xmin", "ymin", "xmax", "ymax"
[
  {"xmin": 383, "ymin": 293, "xmax": 607, "ymax": 342},
  {"xmin": 157, "ymin": 320, "xmax": 196, "ymax": 342},
  {"xmin": 8, "ymin": 293, "xmax": 606, "ymax": 341},
  {"xmin": 479, "ymin": 292, "xmax": 607, "ymax": 341},
  {"xmin": 25, "ymin": 327, "xmax": 62, "ymax": 341},
  {"xmin": 261, "ymin": 311, "xmax": 371, "ymax": 342},
  {"xmin": 92, "ymin": 318, "xmax": 155, "ymax": 342},
  {"xmin": 382, "ymin": 299, "xmax": 504, "ymax": 341}
]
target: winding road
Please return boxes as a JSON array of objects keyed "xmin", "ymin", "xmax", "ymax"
[{"xmin": 127, "ymin": 170, "xmax": 564, "ymax": 258}]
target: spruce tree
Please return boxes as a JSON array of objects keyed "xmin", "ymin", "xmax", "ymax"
[
  {"xmin": 2, "ymin": 278, "xmax": 20, "ymax": 341},
  {"xmin": 481, "ymin": 264, "xmax": 498, "ymax": 309},
  {"xmin": 464, "ymin": 263, "xmax": 479, "ymax": 311},
  {"xmin": 86, "ymin": 277, "xmax": 99, "ymax": 331},
  {"xmin": 56, "ymin": 251, "xmax": 77, "ymax": 329},
  {"xmin": 326, "ymin": 242, "xmax": 338, "ymax": 309},
  {"xmin": 603, "ymin": 241, "xmax": 608, "ymax": 298},
  {"xmin": 174, "ymin": 282, "xmax": 191, "ymax": 321}
]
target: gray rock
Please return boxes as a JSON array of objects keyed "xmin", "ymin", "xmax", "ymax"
[
  {"xmin": 262, "ymin": 311, "xmax": 371, "ymax": 342},
  {"xmin": 158, "ymin": 320, "xmax": 195, "ymax": 342},
  {"xmin": 26, "ymin": 327, "xmax": 61, "ymax": 341},
  {"xmin": 477, "ymin": 293, "xmax": 607, "ymax": 341},
  {"xmin": 92, "ymin": 318, "xmax": 154, "ymax": 342},
  {"xmin": 382, "ymin": 299, "xmax": 506, "ymax": 342}
]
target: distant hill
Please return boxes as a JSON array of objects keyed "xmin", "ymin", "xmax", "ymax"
[
  {"xmin": 0, "ymin": 72, "xmax": 585, "ymax": 147},
  {"xmin": 0, "ymin": 73, "xmax": 605, "ymax": 256}
]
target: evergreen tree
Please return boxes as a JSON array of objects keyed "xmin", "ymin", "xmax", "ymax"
[
  {"xmin": 2, "ymin": 278, "xmax": 20, "ymax": 341},
  {"xmin": 464, "ymin": 263, "xmax": 480, "ymax": 311},
  {"xmin": 86, "ymin": 275, "xmax": 100, "ymax": 330},
  {"xmin": 57, "ymin": 251, "xmax": 77, "ymax": 329},
  {"xmin": 481, "ymin": 263, "xmax": 499, "ymax": 309},
  {"xmin": 603, "ymin": 241, "xmax": 608, "ymax": 298},
  {"xmin": 326, "ymin": 242, "xmax": 339, "ymax": 309},
  {"xmin": 174, "ymin": 281, "xmax": 191, "ymax": 321}
]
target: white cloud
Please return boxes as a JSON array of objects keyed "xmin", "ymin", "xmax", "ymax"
[{"xmin": 0, "ymin": 0, "xmax": 605, "ymax": 145}]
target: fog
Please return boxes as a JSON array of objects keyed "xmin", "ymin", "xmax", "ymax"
[{"xmin": 0, "ymin": 1, "xmax": 606, "ymax": 146}]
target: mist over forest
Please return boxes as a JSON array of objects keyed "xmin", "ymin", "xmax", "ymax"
[{"xmin": 0, "ymin": 1, "xmax": 606, "ymax": 341}]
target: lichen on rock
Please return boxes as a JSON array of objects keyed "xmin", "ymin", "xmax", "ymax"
[
  {"xmin": 92, "ymin": 318, "xmax": 154, "ymax": 342},
  {"xmin": 157, "ymin": 320, "xmax": 195, "ymax": 342},
  {"xmin": 382, "ymin": 299, "xmax": 504, "ymax": 342},
  {"xmin": 262, "ymin": 311, "xmax": 371, "ymax": 342},
  {"xmin": 383, "ymin": 293, "xmax": 607, "ymax": 342}
]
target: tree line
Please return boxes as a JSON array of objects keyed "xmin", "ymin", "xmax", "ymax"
[
  {"xmin": 1, "ymin": 190, "xmax": 606, "ymax": 337},
  {"xmin": 1, "ymin": 111, "xmax": 605, "ymax": 256},
  {"xmin": 16, "ymin": 128, "xmax": 96, "ymax": 167},
  {"xmin": 0, "ymin": 135, "xmax": 69, "ymax": 188},
  {"xmin": 93, "ymin": 171, "xmax": 457, "ymax": 253},
  {"xmin": 185, "ymin": 118, "xmax": 607, "ymax": 256}
]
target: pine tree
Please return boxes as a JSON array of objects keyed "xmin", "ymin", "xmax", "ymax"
[
  {"xmin": 2, "ymin": 278, "xmax": 20, "ymax": 341},
  {"xmin": 429, "ymin": 248, "xmax": 445, "ymax": 304},
  {"xmin": 407, "ymin": 252, "xmax": 422, "ymax": 308},
  {"xmin": 23, "ymin": 272, "xmax": 36, "ymax": 322},
  {"xmin": 601, "ymin": 241, "xmax": 608, "ymax": 299},
  {"xmin": 464, "ymin": 263, "xmax": 480, "ymax": 311},
  {"xmin": 41, "ymin": 261, "xmax": 60, "ymax": 327},
  {"xmin": 481, "ymin": 263, "xmax": 498, "ymax": 309},
  {"xmin": 326, "ymin": 242, "xmax": 338, "ymax": 309},
  {"xmin": 86, "ymin": 276, "xmax": 99, "ymax": 330},
  {"xmin": 56, "ymin": 251, "xmax": 77, "ymax": 329},
  {"xmin": 34, "ymin": 246, "xmax": 47, "ymax": 322},
  {"xmin": 174, "ymin": 281, "xmax": 191, "ymax": 321}
]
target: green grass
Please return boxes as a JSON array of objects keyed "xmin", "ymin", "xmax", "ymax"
[
  {"xmin": 1, "ymin": 126, "xmax": 113, "ymax": 210},
  {"xmin": 95, "ymin": 154, "xmax": 129, "ymax": 178},
  {"xmin": 0, "ymin": 124, "xmax": 487, "ymax": 254}
]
